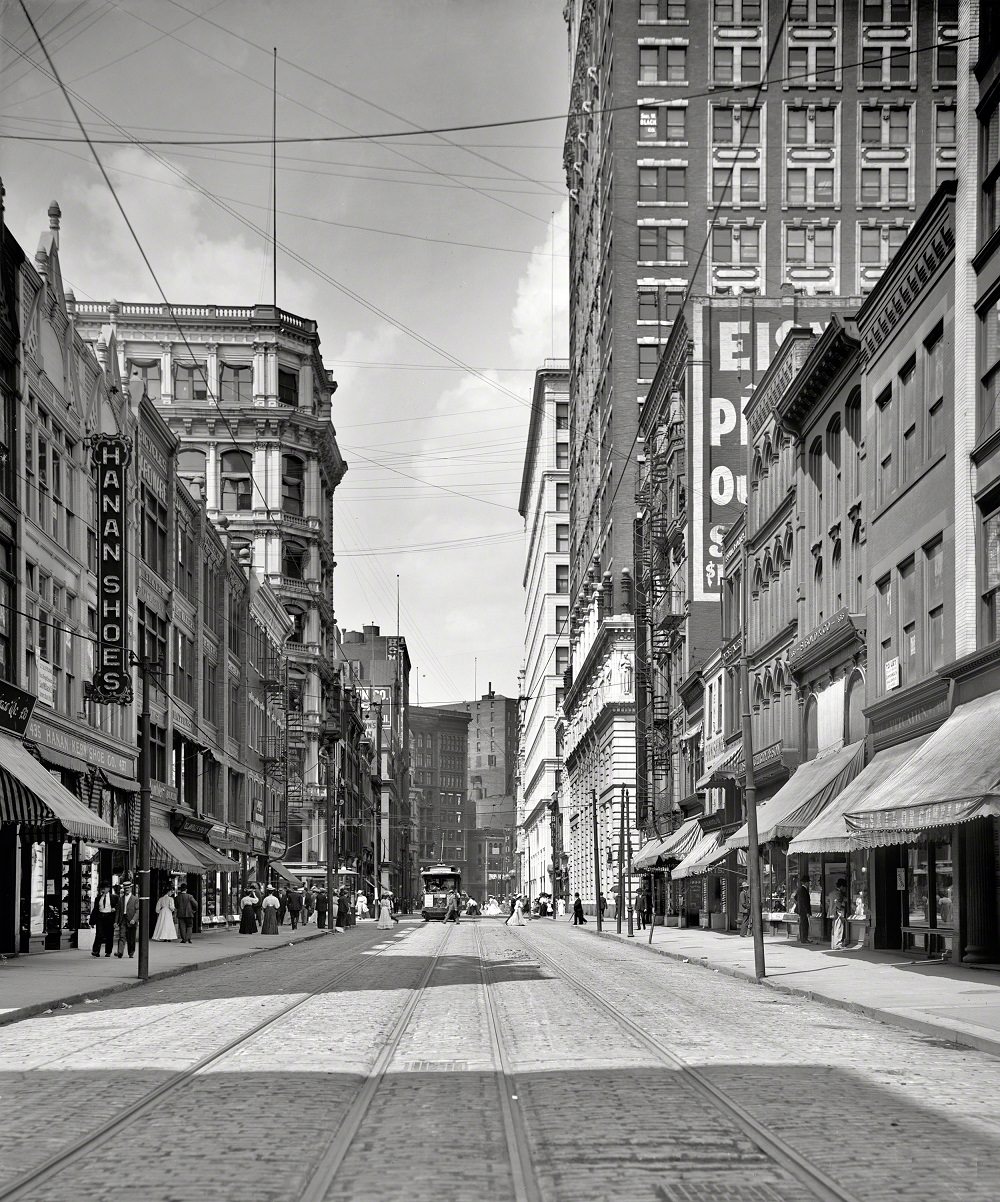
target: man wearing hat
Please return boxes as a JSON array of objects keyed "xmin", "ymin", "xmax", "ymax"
[{"xmin": 115, "ymin": 881, "xmax": 140, "ymax": 958}]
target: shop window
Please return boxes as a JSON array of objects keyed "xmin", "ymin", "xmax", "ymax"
[
  {"xmin": 905, "ymin": 840, "xmax": 953, "ymax": 953},
  {"xmin": 803, "ymin": 695, "xmax": 818, "ymax": 762}
]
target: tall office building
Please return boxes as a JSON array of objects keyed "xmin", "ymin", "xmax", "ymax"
[
  {"xmin": 563, "ymin": 0, "xmax": 954, "ymax": 882},
  {"xmin": 408, "ymin": 704, "xmax": 472, "ymax": 883}
]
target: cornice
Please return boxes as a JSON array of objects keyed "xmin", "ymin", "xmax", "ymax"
[
  {"xmin": 788, "ymin": 607, "xmax": 865, "ymax": 679},
  {"xmin": 746, "ymin": 329, "xmax": 815, "ymax": 439}
]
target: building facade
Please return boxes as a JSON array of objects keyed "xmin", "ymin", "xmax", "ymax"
[
  {"xmin": 73, "ymin": 298, "xmax": 348, "ymax": 876},
  {"xmin": 408, "ymin": 704, "xmax": 472, "ymax": 895}
]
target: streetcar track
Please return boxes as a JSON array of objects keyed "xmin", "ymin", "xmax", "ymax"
[
  {"xmin": 520, "ymin": 927, "xmax": 862, "ymax": 1202},
  {"xmin": 474, "ymin": 923, "xmax": 543, "ymax": 1202},
  {"xmin": 0, "ymin": 925, "xmax": 422, "ymax": 1202}
]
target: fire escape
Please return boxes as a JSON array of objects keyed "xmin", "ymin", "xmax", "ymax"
[{"xmin": 261, "ymin": 650, "xmax": 287, "ymax": 840}]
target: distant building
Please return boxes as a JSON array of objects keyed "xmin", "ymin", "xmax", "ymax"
[{"xmin": 408, "ymin": 704, "xmax": 472, "ymax": 895}]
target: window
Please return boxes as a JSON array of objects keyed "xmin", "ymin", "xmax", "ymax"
[
  {"xmin": 174, "ymin": 363, "xmax": 208, "ymax": 401},
  {"xmin": 203, "ymin": 658, "xmax": 220, "ymax": 724},
  {"xmin": 980, "ymin": 298, "xmax": 1000, "ymax": 438},
  {"xmin": 899, "ymin": 359, "xmax": 918, "ymax": 483},
  {"xmin": 220, "ymin": 449, "xmax": 253, "ymax": 513},
  {"xmin": 789, "ymin": 44, "xmax": 836, "ymax": 84},
  {"xmin": 787, "ymin": 108, "xmax": 809, "ymax": 145},
  {"xmin": 556, "ymin": 524, "xmax": 569, "ymax": 553},
  {"xmin": 138, "ymin": 602, "xmax": 168, "ymax": 673},
  {"xmin": 937, "ymin": 44, "xmax": 957, "ymax": 84},
  {"xmin": 877, "ymin": 576, "xmax": 894, "ymax": 688},
  {"xmin": 555, "ymin": 402, "xmax": 569, "ymax": 430},
  {"xmin": 282, "ymin": 540, "xmax": 308, "ymax": 580},
  {"xmin": 863, "ymin": 0, "xmax": 911, "ymax": 19},
  {"xmin": 555, "ymin": 482, "xmax": 569, "ymax": 512},
  {"xmin": 983, "ymin": 512, "xmax": 1000, "ymax": 644},
  {"xmin": 220, "ymin": 364, "xmax": 252, "ymax": 404},
  {"xmin": 555, "ymin": 646, "xmax": 569, "ymax": 674},
  {"xmin": 556, "ymin": 605, "xmax": 569, "ymax": 630},
  {"xmin": 714, "ymin": 48, "xmax": 734, "ymax": 83},
  {"xmin": 713, "ymin": 166, "xmax": 759, "ymax": 205},
  {"xmin": 555, "ymin": 442, "xmax": 569, "ymax": 470},
  {"xmin": 713, "ymin": 225, "xmax": 759, "ymax": 264},
  {"xmin": 925, "ymin": 326, "xmax": 945, "ymax": 460},
  {"xmin": 174, "ymin": 630, "xmax": 195, "ymax": 705},
  {"xmin": 175, "ymin": 518, "xmax": 196, "ymax": 603},
  {"xmin": 640, "ymin": 46, "xmax": 659, "ymax": 82},
  {"xmin": 876, "ymin": 386, "xmax": 895, "ymax": 505},
  {"xmin": 861, "ymin": 107, "xmax": 882, "ymax": 145},
  {"xmin": 556, "ymin": 564, "xmax": 569, "ymax": 594},
  {"xmin": 899, "ymin": 557, "xmax": 917, "ymax": 684},
  {"xmin": 177, "ymin": 447, "xmax": 206, "ymax": 479},
  {"xmin": 981, "ymin": 103, "xmax": 1000, "ymax": 245},
  {"xmin": 277, "ymin": 368, "xmax": 299, "ymax": 406},
  {"xmin": 639, "ymin": 225, "xmax": 685, "ymax": 263},
  {"xmin": 925, "ymin": 537, "xmax": 946, "ymax": 668},
  {"xmin": 666, "ymin": 47, "xmax": 686, "ymax": 80},
  {"xmin": 862, "ymin": 43, "xmax": 911, "ymax": 85},
  {"xmin": 639, "ymin": 344, "xmax": 662, "ymax": 378},
  {"xmin": 141, "ymin": 486, "xmax": 168, "ymax": 576},
  {"xmin": 128, "ymin": 361, "xmax": 161, "ymax": 401},
  {"xmin": 281, "ymin": 455, "xmax": 305, "ymax": 516}
]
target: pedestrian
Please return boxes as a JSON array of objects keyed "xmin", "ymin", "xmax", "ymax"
[
  {"xmin": 795, "ymin": 876, "xmax": 812, "ymax": 944},
  {"xmin": 285, "ymin": 887, "xmax": 303, "ymax": 931},
  {"xmin": 90, "ymin": 882, "xmax": 116, "ymax": 957},
  {"xmin": 738, "ymin": 882, "xmax": 751, "ymax": 937},
  {"xmin": 356, "ymin": 893, "xmax": 370, "ymax": 922},
  {"xmin": 239, "ymin": 889, "xmax": 259, "ymax": 934},
  {"xmin": 114, "ymin": 881, "xmax": 140, "ymax": 958},
  {"xmin": 260, "ymin": 888, "xmax": 280, "ymax": 934},
  {"xmin": 152, "ymin": 887, "xmax": 178, "ymax": 942},
  {"xmin": 174, "ymin": 884, "xmax": 197, "ymax": 944},
  {"xmin": 505, "ymin": 895, "xmax": 525, "ymax": 926},
  {"xmin": 330, "ymin": 889, "xmax": 342, "ymax": 933},
  {"xmin": 276, "ymin": 887, "xmax": 287, "ymax": 927},
  {"xmin": 377, "ymin": 894, "xmax": 394, "ymax": 930},
  {"xmin": 634, "ymin": 887, "xmax": 647, "ymax": 931},
  {"xmin": 556, "ymin": 897, "xmax": 566, "ymax": 918},
  {"xmin": 336, "ymin": 889, "xmax": 349, "ymax": 930},
  {"xmin": 443, "ymin": 887, "xmax": 460, "ymax": 923},
  {"xmin": 315, "ymin": 887, "xmax": 328, "ymax": 929},
  {"xmin": 303, "ymin": 886, "xmax": 314, "ymax": 926},
  {"xmin": 829, "ymin": 878, "xmax": 848, "ymax": 950},
  {"xmin": 572, "ymin": 893, "xmax": 587, "ymax": 925},
  {"xmin": 599, "ymin": 892, "xmax": 607, "ymax": 919}
]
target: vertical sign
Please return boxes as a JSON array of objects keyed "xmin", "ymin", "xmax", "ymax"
[{"xmin": 86, "ymin": 434, "xmax": 134, "ymax": 704}]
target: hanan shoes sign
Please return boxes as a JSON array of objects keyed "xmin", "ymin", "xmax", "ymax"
[{"xmin": 86, "ymin": 434, "xmax": 134, "ymax": 705}]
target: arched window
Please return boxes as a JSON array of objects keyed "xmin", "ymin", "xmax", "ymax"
[
  {"xmin": 831, "ymin": 539, "xmax": 843, "ymax": 612},
  {"xmin": 845, "ymin": 387, "xmax": 862, "ymax": 499},
  {"xmin": 826, "ymin": 414, "xmax": 842, "ymax": 515},
  {"xmin": 814, "ymin": 555, "xmax": 824, "ymax": 624},
  {"xmin": 808, "ymin": 436, "xmax": 824, "ymax": 536},
  {"xmin": 281, "ymin": 455, "xmax": 305, "ymax": 516},
  {"xmin": 285, "ymin": 606, "xmax": 306, "ymax": 643},
  {"xmin": 220, "ymin": 449, "xmax": 253, "ymax": 513},
  {"xmin": 282, "ymin": 540, "xmax": 307, "ymax": 580},
  {"xmin": 803, "ymin": 695, "xmax": 818, "ymax": 762},
  {"xmin": 177, "ymin": 447, "xmax": 206, "ymax": 477},
  {"xmin": 845, "ymin": 670, "xmax": 866, "ymax": 744}
]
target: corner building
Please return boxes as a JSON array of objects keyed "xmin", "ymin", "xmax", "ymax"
[{"xmin": 74, "ymin": 301, "xmax": 348, "ymax": 866}]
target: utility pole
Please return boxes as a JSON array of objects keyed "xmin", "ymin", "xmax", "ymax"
[
  {"xmin": 741, "ymin": 541, "xmax": 766, "ymax": 979},
  {"xmin": 137, "ymin": 656, "xmax": 152, "ymax": 981},
  {"xmin": 591, "ymin": 788, "xmax": 602, "ymax": 931},
  {"xmin": 625, "ymin": 787, "xmax": 634, "ymax": 938}
]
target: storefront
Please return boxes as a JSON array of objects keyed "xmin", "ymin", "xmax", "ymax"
[
  {"xmin": 206, "ymin": 823, "xmax": 251, "ymax": 925},
  {"xmin": 670, "ymin": 829, "xmax": 727, "ymax": 928},
  {"xmin": 0, "ymin": 730, "xmax": 117, "ymax": 954},
  {"xmin": 725, "ymin": 740, "xmax": 864, "ymax": 933},
  {"xmin": 845, "ymin": 687, "xmax": 1000, "ymax": 964},
  {"xmin": 634, "ymin": 817, "xmax": 701, "ymax": 923}
]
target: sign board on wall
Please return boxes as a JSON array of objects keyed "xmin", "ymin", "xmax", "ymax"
[
  {"xmin": 0, "ymin": 680, "xmax": 36, "ymax": 736},
  {"xmin": 689, "ymin": 296, "xmax": 857, "ymax": 603},
  {"xmin": 884, "ymin": 657, "xmax": 900, "ymax": 691},
  {"xmin": 86, "ymin": 434, "xmax": 134, "ymax": 704},
  {"xmin": 35, "ymin": 660, "xmax": 54, "ymax": 709}
]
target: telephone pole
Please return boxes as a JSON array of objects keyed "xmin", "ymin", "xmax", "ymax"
[
  {"xmin": 741, "ymin": 541, "xmax": 766, "ymax": 979},
  {"xmin": 591, "ymin": 788, "xmax": 602, "ymax": 931},
  {"xmin": 137, "ymin": 657, "xmax": 152, "ymax": 981}
]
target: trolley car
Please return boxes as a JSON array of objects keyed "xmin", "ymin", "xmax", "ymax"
[{"xmin": 420, "ymin": 864, "xmax": 461, "ymax": 921}]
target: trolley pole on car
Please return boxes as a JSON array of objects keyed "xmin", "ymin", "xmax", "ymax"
[
  {"xmin": 137, "ymin": 657, "xmax": 152, "ymax": 982},
  {"xmin": 591, "ymin": 788, "xmax": 602, "ymax": 931},
  {"xmin": 740, "ymin": 541, "xmax": 766, "ymax": 980},
  {"xmin": 625, "ymin": 787, "xmax": 634, "ymax": 938}
]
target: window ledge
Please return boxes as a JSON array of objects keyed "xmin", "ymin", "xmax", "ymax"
[{"xmin": 971, "ymin": 423, "xmax": 1000, "ymax": 467}]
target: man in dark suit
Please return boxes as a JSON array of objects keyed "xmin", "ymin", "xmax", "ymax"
[
  {"xmin": 115, "ymin": 881, "xmax": 140, "ymax": 958},
  {"xmin": 285, "ymin": 887, "xmax": 303, "ymax": 930},
  {"xmin": 90, "ymin": 882, "xmax": 116, "ymax": 957},
  {"xmin": 174, "ymin": 884, "xmax": 197, "ymax": 943},
  {"xmin": 795, "ymin": 876, "xmax": 813, "ymax": 944}
]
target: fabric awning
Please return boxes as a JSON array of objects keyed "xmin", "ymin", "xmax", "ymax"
[
  {"xmin": 271, "ymin": 861, "xmax": 304, "ymax": 887},
  {"xmin": 845, "ymin": 690, "xmax": 1000, "ymax": 847},
  {"xmin": 671, "ymin": 830, "xmax": 727, "ymax": 880},
  {"xmin": 184, "ymin": 838, "xmax": 238, "ymax": 873},
  {"xmin": 696, "ymin": 742, "xmax": 742, "ymax": 791},
  {"xmin": 726, "ymin": 741, "xmax": 864, "ymax": 850},
  {"xmin": 0, "ymin": 733, "xmax": 117, "ymax": 844},
  {"xmin": 150, "ymin": 824, "xmax": 206, "ymax": 872},
  {"xmin": 633, "ymin": 836, "xmax": 671, "ymax": 870},
  {"xmin": 659, "ymin": 816, "xmax": 703, "ymax": 863},
  {"xmin": 788, "ymin": 736, "xmax": 930, "ymax": 855}
]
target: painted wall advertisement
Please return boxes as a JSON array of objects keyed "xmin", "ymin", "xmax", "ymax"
[{"xmin": 690, "ymin": 297, "xmax": 855, "ymax": 603}]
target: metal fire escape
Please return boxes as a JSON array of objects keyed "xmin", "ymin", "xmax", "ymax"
[{"xmin": 261, "ymin": 650, "xmax": 287, "ymax": 839}]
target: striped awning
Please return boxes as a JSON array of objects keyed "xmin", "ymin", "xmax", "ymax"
[
  {"xmin": 150, "ymin": 824, "xmax": 206, "ymax": 872},
  {"xmin": 186, "ymin": 839, "xmax": 239, "ymax": 873},
  {"xmin": 0, "ymin": 733, "xmax": 116, "ymax": 844}
]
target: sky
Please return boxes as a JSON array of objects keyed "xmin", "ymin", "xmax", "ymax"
[{"xmin": 0, "ymin": 0, "xmax": 570, "ymax": 705}]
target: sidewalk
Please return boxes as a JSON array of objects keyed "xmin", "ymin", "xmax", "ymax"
[
  {"xmin": 583, "ymin": 921, "xmax": 1000, "ymax": 1058},
  {"xmin": 0, "ymin": 920, "xmax": 330, "ymax": 1026}
]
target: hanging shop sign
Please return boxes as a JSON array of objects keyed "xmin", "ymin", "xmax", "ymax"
[
  {"xmin": 87, "ymin": 434, "xmax": 134, "ymax": 705},
  {"xmin": 0, "ymin": 679, "xmax": 36, "ymax": 737}
]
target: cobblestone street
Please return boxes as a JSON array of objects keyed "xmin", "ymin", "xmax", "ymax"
[{"xmin": 1, "ymin": 918, "xmax": 999, "ymax": 1201}]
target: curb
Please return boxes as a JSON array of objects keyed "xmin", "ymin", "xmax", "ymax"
[
  {"xmin": 0, "ymin": 926, "xmax": 328, "ymax": 1029},
  {"xmin": 584, "ymin": 926, "xmax": 1000, "ymax": 1061}
]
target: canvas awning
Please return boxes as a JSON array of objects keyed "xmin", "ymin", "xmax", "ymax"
[
  {"xmin": 788, "ymin": 735, "xmax": 930, "ymax": 855},
  {"xmin": 633, "ymin": 836, "xmax": 671, "ymax": 870},
  {"xmin": 696, "ymin": 742, "xmax": 742, "ymax": 791},
  {"xmin": 726, "ymin": 741, "xmax": 864, "ymax": 850},
  {"xmin": 659, "ymin": 816, "xmax": 703, "ymax": 863},
  {"xmin": 0, "ymin": 732, "xmax": 117, "ymax": 844},
  {"xmin": 845, "ymin": 690, "xmax": 1000, "ymax": 847},
  {"xmin": 185, "ymin": 839, "xmax": 239, "ymax": 873},
  {"xmin": 271, "ymin": 861, "xmax": 304, "ymax": 887},
  {"xmin": 150, "ymin": 824, "xmax": 206, "ymax": 873},
  {"xmin": 671, "ymin": 830, "xmax": 727, "ymax": 880}
]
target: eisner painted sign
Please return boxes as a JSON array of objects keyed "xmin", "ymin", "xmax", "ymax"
[
  {"xmin": 689, "ymin": 297, "xmax": 857, "ymax": 602},
  {"xmin": 0, "ymin": 680, "xmax": 36, "ymax": 737},
  {"xmin": 87, "ymin": 434, "xmax": 134, "ymax": 704}
]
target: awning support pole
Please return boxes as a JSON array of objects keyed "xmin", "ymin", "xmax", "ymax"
[{"xmin": 137, "ymin": 657, "xmax": 152, "ymax": 982}]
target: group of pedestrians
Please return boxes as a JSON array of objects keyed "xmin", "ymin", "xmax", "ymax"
[
  {"xmin": 237, "ymin": 884, "xmax": 398, "ymax": 935},
  {"xmin": 88, "ymin": 880, "xmax": 140, "ymax": 959}
]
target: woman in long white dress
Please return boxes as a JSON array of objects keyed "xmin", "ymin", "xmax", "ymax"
[
  {"xmin": 356, "ymin": 894, "xmax": 370, "ymax": 921},
  {"xmin": 376, "ymin": 895, "xmax": 393, "ymax": 930},
  {"xmin": 152, "ymin": 888, "xmax": 177, "ymax": 941},
  {"xmin": 505, "ymin": 896, "xmax": 525, "ymax": 927}
]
